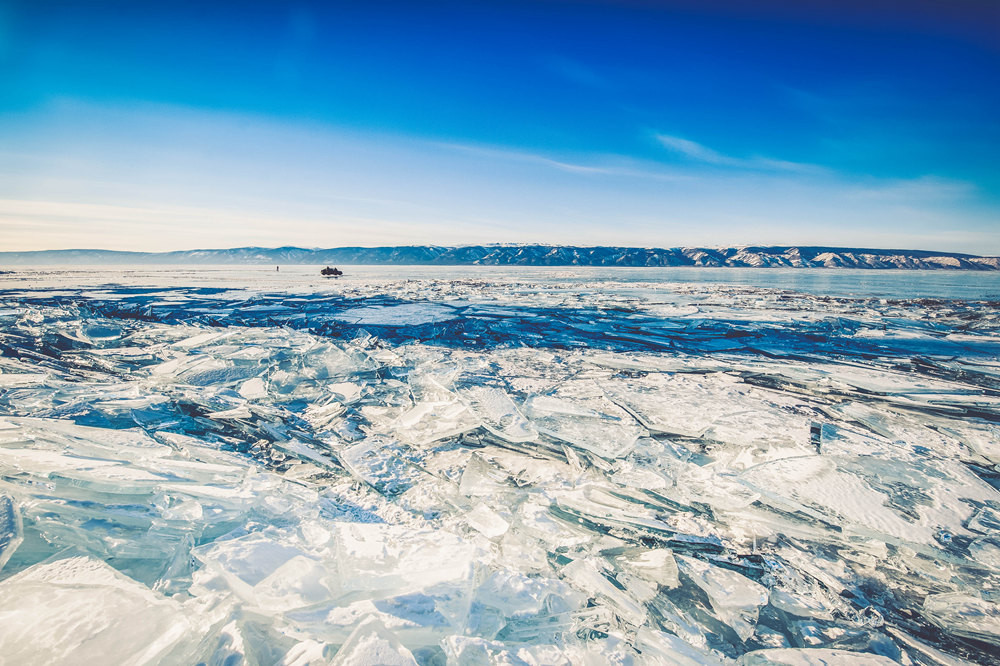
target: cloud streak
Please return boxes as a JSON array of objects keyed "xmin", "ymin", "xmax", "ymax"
[{"xmin": 654, "ymin": 133, "xmax": 826, "ymax": 174}]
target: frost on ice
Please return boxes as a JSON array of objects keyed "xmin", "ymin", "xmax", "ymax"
[{"xmin": 0, "ymin": 271, "xmax": 999, "ymax": 663}]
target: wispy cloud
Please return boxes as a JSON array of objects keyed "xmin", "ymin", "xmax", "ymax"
[
  {"xmin": 430, "ymin": 140, "xmax": 695, "ymax": 182},
  {"xmin": 654, "ymin": 133, "xmax": 826, "ymax": 174},
  {"xmin": 655, "ymin": 135, "xmax": 732, "ymax": 165}
]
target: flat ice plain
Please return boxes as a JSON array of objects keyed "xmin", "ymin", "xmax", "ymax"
[{"xmin": 1, "ymin": 265, "xmax": 999, "ymax": 665}]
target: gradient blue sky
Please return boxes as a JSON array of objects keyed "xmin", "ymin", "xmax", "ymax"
[{"xmin": 1, "ymin": 0, "xmax": 998, "ymax": 253}]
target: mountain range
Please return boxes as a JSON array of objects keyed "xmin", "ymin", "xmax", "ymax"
[{"xmin": 2, "ymin": 245, "xmax": 999, "ymax": 270}]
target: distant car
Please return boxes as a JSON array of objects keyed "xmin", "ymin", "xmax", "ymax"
[{"xmin": 321, "ymin": 266, "xmax": 343, "ymax": 276}]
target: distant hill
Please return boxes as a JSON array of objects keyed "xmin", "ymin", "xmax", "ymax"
[{"xmin": 1, "ymin": 245, "xmax": 998, "ymax": 270}]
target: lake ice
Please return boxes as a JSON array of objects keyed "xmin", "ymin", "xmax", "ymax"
[{"xmin": 0, "ymin": 266, "xmax": 998, "ymax": 664}]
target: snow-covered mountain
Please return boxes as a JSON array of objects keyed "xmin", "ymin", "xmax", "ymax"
[{"xmin": 2, "ymin": 244, "xmax": 998, "ymax": 269}]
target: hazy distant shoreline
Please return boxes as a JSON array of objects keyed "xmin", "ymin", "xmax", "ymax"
[{"xmin": 2, "ymin": 244, "xmax": 999, "ymax": 270}]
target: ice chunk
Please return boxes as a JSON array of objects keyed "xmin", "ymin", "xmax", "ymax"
[
  {"xmin": 207, "ymin": 405, "xmax": 253, "ymax": 420},
  {"xmin": 459, "ymin": 453, "xmax": 511, "ymax": 497},
  {"xmin": 274, "ymin": 438, "xmax": 343, "ymax": 473},
  {"xmin": 635, "ymin": 629, "xmax": 726, "ymax": 665},
  {"xmin": 191, "ymin": 532, "xmax": 314, "ymax": 598},
  {"xmin": 334, "ymin": 522, "xmax": 480, "ymax": 598},
  {"xmin": 465, "ymin": 503, "xmax": 510, "ymax": 539},
  {"xmin": 676, "ymin": 555, "xmax": 768, "ymax": 640},
  {"xmin": 922, "ymin": 592, "xmax": 1000, "ymax": 646},
  {"xmin": 238, "ymin": 376, "xmax": 268, "ymax": 399},
  {"xmin": 614, "ymin": 547, "xmax": 680, "ymax": 589},
  {"xmin": 282, "ymin": 639, "xmax": 332, "ymax": 665},
  {"xmin": 741, "ymin": 454, "xmax": 995, "ymax": 546},
  {"xmin": 329, "ymin": 381, "xmax": 363, "ymax": 403},
  {"xmin": 339, "ymin": 437, "xmax": 423, "ymax": 497},
  {"xmin": 474, "ymin": 569, "xmax": 581, "ymax": 621},
  {"xmin": 884, "ymin": 626, "xmax": 969, "ymax": 666},
  {"xmin": 968, "ymin": 505, "xmax": 1000, "ymax": 534},
  {"xmin": 523, "ymin": 387, "xmax": 645, "ymax": 459},
  {"xmin": 253, "ymin": 555, "xmax": 336, "ymax": 611},
  {"xmin": 392, "ymin": 398, "xmax": 479, "ymax": 446},
  {"xmin": 561, "ymin": 557, "xmax": 647, "ymax": 626},
  {"xmin": 0, "ymin": 555, "xmax": 199, "ymax": 664},
  {"xmin": 331, "ymin": 616, "xmax": 418, "ymax": 665},
  {"xmin": 767, "ymin": 588, "xmax": 835, "ymax": 621},
  {"xmin": 0, "ymin": 494, "xmax": 23, "ymax": 572},
  {"xmin": 552, "ymin": 486, "xmax": 678, "ymax": 541},
  {"xmin": 0, "ymin": 373, "xmax": 47, "ymax": 386},
  {"xmin": 603, "ymin": 373, "xmax": 809, "ymax": 451},
  {"xmin": 460, "ymin": 386, "xmax": 538, "ymax": 442},
  {"xmin": 739, "ymin": 648, "xmax": 898, "ymax": 665}
]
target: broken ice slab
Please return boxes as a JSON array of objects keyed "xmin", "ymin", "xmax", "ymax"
[
  {"xmin": 0, "ymin": 494, "xmax": 22, "ymax": 572},
  {"xmin": 328, "ymin": 381, "xmax": 363, "ymax": 403},
  {"xmin": 447, "ymin": 632, "xmax": 652, "ymax": 664},
  {"xmin": 635, "ymin": 628, "xmax": 727, "ymax": 665},
  {"xmin": 330, "ymin": 616, "xmax": 418, "ymax": 665},
  {"xmin": 561, "ymin": 556, "xmax": 647, "ymax": 626},
  {"xmin": 191, "ymin": 531, "xmax": 334, "ymax": 611},
  {"xmin": 0, "ymin": 555, "xmax": 202, "ymax": 664},
  {"xmin": 611, "ymin": 547, "xmax": 680, "ymax": 589},
  {"xmin": 459, "ymin": 386, "xmax": 538, "ymax": 443},
  {"xmin": 740, "ymin": 453, "xmax": 997, "ymax": 548},
  {"xmin": 947, "ymin": 421, "xmax": 1000, "ymax": 465},
  {"xmin": 766, "ymin": 587, "xmax": 837, "ymax": 622},
  {"xmin": 391, "ymin": 397, "xmax": 479, "ymax": 446},
  {"xmin": 884, "ymin": 626, "xmax": 972, "ymax": 666},
  {"xmin": 602, "ymin": 372, "xmax": 811, "ymax": 453},
  {"xmin": 273, "ymin": 523, "xmax": 487, "ymax": 647},
  {"xmin": 272, "ymin": 438, "xmax": 344, "ymax": 473},
  {"xmin": 465, "ymin": 503, "xmax": 511, "ymax": 539},
  {"xmin": 339, "ymin": 436, "xmax": 424, "ymax": 497},
  {"xmin": 155, "ymin": 356, "xmax": 261, "ymax": 387},
  {"xmin": 969, "ymin": 535, "xmax": 1000, "ymax": 571},
  {"xmin": 238, "ymin": 376, "xmax": 268, "ymax": 399},
  {"xmin": 523, "ymin": 383, "xmax": 645, "ymax": 459},
  {"xmin": 458, "ymin": 452, "xmax": 514, "ymax": 497},
  {"xmin": 0, "ymin": 444, "xmax": 171, "ymax": 498},
  {"xmin": 550, "ymin": 486, "xmax": 680, "ymax": 542},
  {"xmin": 738, "ymin": 647, "xmax": 898, "ymax": 665},
  {"xmin": 473, "ymin": 568, "xmax": 583, "ymax": 626},
  {"xmin": 968, "ymin": 505, "xmax": 1000, "ymax": 534},
  {"xmin": 334, "ymin": 521, "xmax": 482, "ymax": 599},
  {"xmin": 207, "ymin": 405, "xmax": 254, "ymax": 420},
  {"xmin": 0, "ymin": 373, "xmax": 48, "ymax": 387},
  {"xmin": 676, "ymin": 554, "xmax": 768, "ymax": 641},
  {"xmin": 922, "ymin": 592, "xmax": 1000, "ymax": 647}
]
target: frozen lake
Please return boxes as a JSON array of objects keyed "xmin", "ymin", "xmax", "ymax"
[
  {"xmin": 7, "ymin": 263, "xmax": 1000, "ymax": 299},
  {"xmin": 0, "ymin": 266, "xmax": 998, "ymax": 664}
]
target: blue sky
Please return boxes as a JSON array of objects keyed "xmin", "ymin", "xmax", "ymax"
[{"xmin": 1, "ymin": 1, "xmax": 998, "ymax": 252}]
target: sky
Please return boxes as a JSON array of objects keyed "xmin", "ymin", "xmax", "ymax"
[{"xmin": 1, "ymin": 0, "xmax": 998, "ymax": 253}]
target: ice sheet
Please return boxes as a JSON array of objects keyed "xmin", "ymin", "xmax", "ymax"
[{"xmin": 1, "ymin": 268, "xmax": 998, "ymax": 664}]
